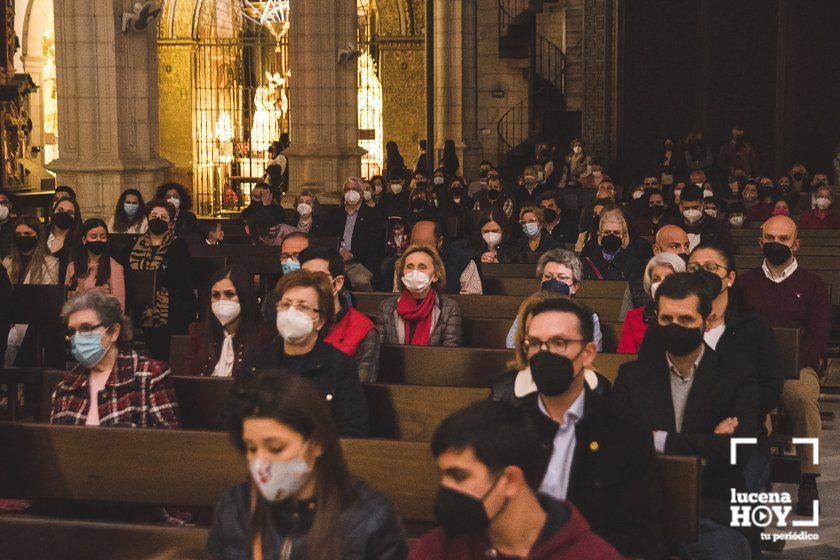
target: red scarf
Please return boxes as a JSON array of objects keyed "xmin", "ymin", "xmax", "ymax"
[{"xmin": 396, "ymin": 289, "xmax": 437, "ymax": 346}]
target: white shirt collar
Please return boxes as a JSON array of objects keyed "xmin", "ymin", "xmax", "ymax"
[
  {"xmin": 514, "ymin": 367, "xmax": 599, "ymax": 398},
  {"xmin": 537, "ymin": 387, "xmax": 586, "ymax": 427},
  {"xmin": 762, "ymin": 258, "xmax": 798, "ymax": 283}
]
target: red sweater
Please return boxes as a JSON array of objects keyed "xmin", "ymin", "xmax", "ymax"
[
  {"xmin": 738, "ymin": 266, "xmax": 831, "ymax": 371},
  {"xmin": 408, "ymin": 501, "xmax": 624, "ymax": 560},
  {"xmin": 617, "ymin": 306, "xmax": 647, "ymax": 354},
  {"xmin": 325, "ymin": 306, "xmax": 374, "ymax": 357},
  {"xmin": 799, "ymin": 208, "xmax": 840, "ymax": 230}
]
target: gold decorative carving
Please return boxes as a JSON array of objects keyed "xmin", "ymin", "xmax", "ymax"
[{"xmin": 380, "ymin": 40, "xmax": 424, "ymax": 164}]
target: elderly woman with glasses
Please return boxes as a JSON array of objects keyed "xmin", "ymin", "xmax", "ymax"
[
  {"xmin": 50, "ymin": 291, "xmax": 180, "ymax": 427},
  {"xmin": 241, "ymin": 269, "xmax": 369, "ymax": 437},
  {"xmin": 617, "ymin": 253, "xmax": 686, "ymax": 354},
  {"xmin": 505, "ymin": 248, "xmax": 603, "ymax": 352}
]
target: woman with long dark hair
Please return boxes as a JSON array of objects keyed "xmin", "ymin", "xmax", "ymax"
[
  {"xmin": 441, "ymin": 139, "xmax": 459, "ymax": 181},
  {"xmin": 185, "ymin": 264, "xmax": 273, "ymax": 377},
  {"xmin": 108, "ymin": 189, "xmax": 148, "ymax": 233},
  {"xmin": 209, "ymin": 371, "xmax": 406, "ymax": 560},
  {"xmin": 467, "ymin": 207, "xmax": 524, "ymax": 265},
  {"xmin": 383, "ymin": 141, "xmax": 406, "ymax": 179},
  {"xmin": 65, "ymin": 218, "xmax": 126, "ymax": 310},
  {"xmin": 48, "ymin": 195, "xmax": 82, "ymax": 282}
]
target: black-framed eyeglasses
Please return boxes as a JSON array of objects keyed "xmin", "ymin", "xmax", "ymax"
[
  {"xmin": 523, "ymin": 336, "xmax": 586, "ymax": 354},
  {"xmin": 687, "ymin": 262, "xmax": 727, "ymax": 274},
  {"xmin": 64, "ymin": 322, "xmax": 110, "ymax": 341}
]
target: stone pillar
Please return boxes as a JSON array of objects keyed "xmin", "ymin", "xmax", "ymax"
[
  {"xmin": 48, "ymin": 0, "xmax": 170, "ymax": 218},
  {"xmin": 285, "ymin": 0, "xmax": 364, "ymax": 202},
  {"xmin": 434, "ymin": 0, "xmax": 482, "ymax": 180},
  {"xmin": 581, "ymin": 0, "xmax": 618, "ymax": 165}
]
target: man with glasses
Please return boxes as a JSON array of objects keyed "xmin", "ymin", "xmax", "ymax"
[{"xmin": 492, "ymin": 297, "xmax": 659, "ymax": 560}]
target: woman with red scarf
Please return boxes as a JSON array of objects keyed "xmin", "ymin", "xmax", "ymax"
[{"xmin": 375, "ymin": 244, "xmax": 463, "ymax": 346}]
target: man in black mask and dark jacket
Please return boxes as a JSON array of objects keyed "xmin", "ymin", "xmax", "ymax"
[
  {"xmin": 472, "ymin": 174, "xmax": 517, "ymax": 223},
  {"xmin": 612, "ymin": 273, "xmax": 758, "ymax": 560},
  {"xmin": 491, "ymin": 298, "xmax": 659, "ymax": 559}
]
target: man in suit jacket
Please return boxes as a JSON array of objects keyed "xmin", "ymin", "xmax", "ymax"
[
  {"xmin": 324, "ymin": 177, "xmax": 385, "ymax": 291},
  {"xmin": 612, "ymin": 272, "xmax": 758, "ymax": 560},
  {"xmin": 491, "ymin": 297, "xmax": 660, "ymax": 559}
]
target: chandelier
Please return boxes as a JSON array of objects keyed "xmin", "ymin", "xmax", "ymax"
[{"xmin": 243, "ymin": 1, "xmax": 290, "ymax": 25}]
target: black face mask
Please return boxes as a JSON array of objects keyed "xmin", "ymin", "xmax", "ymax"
[
  {"xmin": 52, "ymin": 212, "xmax": 74, "ymax": 230},
  {"xmin": 763, "ymin": 242, "xmax": 792, "ymax": 266},
  {"xmin": 541, "ymin": 279, "xmax": 571, "ymax": 296},
  {"xmin": 487, "ymin": 189, "xmax": 500, "ymax": 201},
  {"xmin": 450, "ymin": 187, "xmax": 464, "ymax": 198},
  {"xmin": 692, "ymin": 267, "xmax": 723, "ymax": 295},
  {"xmin": 433, "ymin": 478, "xmax": 502, "ymax": 537},
  {"xmin": 649, "ymin": 205, "xmax": 665, "ymax": 218},
  {"xmin": 415, "ymin": 181, "xmax": 428, "ymax": 189},
  {"xmin": 479, "ymin": 169, "xmax": 489, "ymax": 178},
  {"xmin": 411, "ymin": 198, "xmax": 426, "ymax": 211},
  {"xmin": 542, "ymin": 209, "xmax": 558, "ymax": 223},
  {"xmin": 529, "ymin": 350, "xmax": 580, "ymax": 397},
  {"xmin": 148, "ymin": 218, "xmax": 169, "ymax": 235},
  {"xmin": 14, "ymin": 236, "xmax": 38, "ymax": 253},
  {"xmin": 792, "ymin": 172, "xmax": 804, "ymax": 181},
  {"xmin": 601, "ymin": 234, "xmax": 622, "ymax": 253},
  {"xmin": 659, "ymin": 323, "xmax": 704, "ymax": 356},
  {"xmin": 86, "ymin": 241, "xmax": 108, "ymax": 256}
]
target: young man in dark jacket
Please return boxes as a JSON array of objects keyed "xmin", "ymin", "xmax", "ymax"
[
  {"xmin": 409, "ymin": 400, "xmax": 624, "ymax": 560},
  {"xmin": 612, "ymin": 273, "xmax": 758, "ymax": 560},
  {"xmin": 491, "ymin": 298, "xmax": 660, "ymax": 559}
]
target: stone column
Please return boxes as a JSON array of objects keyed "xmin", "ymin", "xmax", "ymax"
[
  {"xmin": 48, "ymin": 0, "xmax": 170, "ymax": 218},
  {"xmin": 581, "ymin": 0, "xmax": 618, "ymax": 165},
  {"xmin": 434, "ymin": 0, "xmax": 482, "ymax": 180},
  {"xmin": 285, "ymin": 0, "xmax": 364, "ymax": 202}
]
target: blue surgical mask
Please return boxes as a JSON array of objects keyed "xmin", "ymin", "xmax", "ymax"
[
  {"xmin": 71, "ymin": 330, "xmax": 111, "ymax": 368},
  {"xmin": 123, "ymin": 202, "xmax": 139, "ymax": 217},
  {"xmin": 281, "ymin": 258, "xmax": 300, "ymax": 275},
  {"xmin": 541, "ymin": 279, "xmax": 572, "ymax": 295},
  {"xmin": 523, "ymin": 222, "xmax": 540, "ymax": 237}
]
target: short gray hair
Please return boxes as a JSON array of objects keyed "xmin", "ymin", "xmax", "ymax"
[
  {"xmin": 536, "ymin": 248, "xmax": 583, "ymax": 284},
  {"xmin": 643, "ymin": 253, "xmax": 686, "ymax": 295},
  {"xmin": 61, "ymin": 291, "xmax": 133, "ymax": 347}
]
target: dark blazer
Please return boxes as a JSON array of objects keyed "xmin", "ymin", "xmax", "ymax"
[
  {"xmin": 492, "ymin": 375, "xmax": 660, "ymax": 560},
  {"xmin": 209, "ymin": 478, "xmax": 407, "ymax": 560},
  {"xmin": 174, "ymin": 210, "xmax": 201, "ymax": 240},
  {"xmin": 579, "ymin": 239, "xmax": 647, "ymax": 307},
  {"xmin": 512, "ymin": 232, "xmax": 562, "ymax": 254},
  {"xmin": 240, "ymin": 339, "xmax": 369, "ymax": 437},
  {"xmin": 639, "ymin": 310, "xmax": 783, "ymax": 430},
  {"xmin": 324, "ymin": 204, "xmax": 385, "ymax": 273},
  {"xmin": 611, "ymin": 346, "xmax": 759, "ymax": 524}
]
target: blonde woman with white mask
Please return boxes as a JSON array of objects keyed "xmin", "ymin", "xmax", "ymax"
[
  {"xmin": 375, "ymin": 244, "xmax": 463, "ymax": 347},
  {"xmin": 240, "ymin": 269, "xmax": 369, "ymax": 436}
]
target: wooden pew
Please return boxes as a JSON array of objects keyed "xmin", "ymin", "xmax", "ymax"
[
  {"xmin": 1, "ymin": 515, "xmax": 209, "ymax": 560},
  {"xmin": 378, "ymin": 346, "xmax": 634, "ymax": 387},
  {"xmin": 0, "ymin": 422, "xmax": 699, "ymax": 543},
  {"xmin": 170, "ymin": 376, "xmax": 488, "ymax": 441},
  {"xmin": 736, "ymin": 244, "xmax": 840, "ymax": 256},
  {"xmin": 354, "ymin": 290, "xmax": 626, "ymax": 320}
]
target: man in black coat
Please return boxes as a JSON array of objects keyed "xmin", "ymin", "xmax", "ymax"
[
  {"xmin": 491, "ymin": 297, "xmax": 660, "ymax": 560},
  {"xmin": 323, "ymin": 177, "xmax": 385, "ymax": 291},
  {"xmin": 612, "ymin": 273, "xmax": 757, "ymax": 560},
  {"xmin": 669, "ymin": 184, "xmax": 733, "ymax": 252}
]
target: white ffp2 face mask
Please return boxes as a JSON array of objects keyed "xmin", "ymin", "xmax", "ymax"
[
  {"xmin": 166, "ymin": 197, "xmax": 181, "ymax": 209},
  {"xmin": 276, "ymin": 307, "xmax": 316, "ymax": 343},
  {"xmin": 402, "ymin": 269, "xmax": 433, "ymax": 293},
  {"xmin": 296, "ymin": 202, "xmax": 313, "ymax": 216},
  {"xmin": 211, "ymin": 300, "xmax": 241, "ymax": 326},
  {"xmin": 683, "ymin": 209, "xmax": 703, "ymax": 224},
  {"xmin": 250, "ymin": 456, "xmax": 310, "ymax": 502},
  {"xmin": 815, "ymin": 197, "xmax": 831, "ymax": 210},
  {"xmin": 482, "ymin": 231, "xmax": 502, "ymax": 248},
  {"xmin": 344, "ymin": 190, "xmax": 361, "ymax": 205},
  {"xmin": 0, "ymin": 205, "xmax": 8, "ymax": 221}
]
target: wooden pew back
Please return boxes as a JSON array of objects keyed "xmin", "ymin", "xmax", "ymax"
[{"xmin": 0, "ymin": 422, "xmax": 699, "ymax": 540}]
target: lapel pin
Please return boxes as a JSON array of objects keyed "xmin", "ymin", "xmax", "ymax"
[{"xmin": 589, "ymin": 441, "xmax": 599, "ymax": 452}]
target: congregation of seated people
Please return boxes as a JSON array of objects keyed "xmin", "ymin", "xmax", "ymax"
[{"xmin": 1, "ymin": 127, "xmax": 838, "ymax": 560}]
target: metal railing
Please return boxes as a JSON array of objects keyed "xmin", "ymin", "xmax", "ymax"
[
  {"xmin": 498, "ymin": 0, "xmax": 531, "ymax": 36},
  {"xmin": 497, "ymin": 28, "xmax": 566, "ymax": 166}
]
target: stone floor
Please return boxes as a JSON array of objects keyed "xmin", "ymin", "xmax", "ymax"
[{"xmin": 764, "ymin": 391, "xmax": 839, "ymax": 557}]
